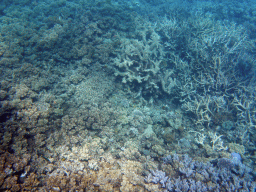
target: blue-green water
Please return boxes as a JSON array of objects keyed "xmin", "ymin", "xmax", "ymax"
[{"xmin": 0, "ymin": 0, "xmax": 255, "ymax": 191}]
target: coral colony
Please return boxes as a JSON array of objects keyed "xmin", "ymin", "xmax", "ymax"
[{"xmin": 0, "ymin": 0, "xmax": 256, "ymax": 191}]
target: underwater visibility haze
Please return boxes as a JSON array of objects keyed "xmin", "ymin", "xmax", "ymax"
[{"xmin": 0, "ymin": 0, "xmax": 256, "ymax": 191}]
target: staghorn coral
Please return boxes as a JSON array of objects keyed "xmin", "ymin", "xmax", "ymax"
[
  {"xmin": 112, "ymin": 20, "xmax": 165, "ymax": 95},
  {"xmin": 0, "ymin": 0, "xmax": 256, "ymax": 191}
]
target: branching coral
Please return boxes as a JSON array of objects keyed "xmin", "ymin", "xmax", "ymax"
[
  {"xmin": 0, "ymin": 1, "xmax": 256, "ymax": 191},
  {"xmin": 113, "ymin": 21, "xmax": 165, "ymax": 94},
  {"xmin": 157, "ymin": 13, "xmax": 256, "ymax": 133},
  {"xmin": 145, "ymin": 154, "xmax": 256, "ymax": 191}
]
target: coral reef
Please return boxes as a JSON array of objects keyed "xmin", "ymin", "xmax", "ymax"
[
  {"xmin": 0, "ymin": 0, "xmax": 256, "ymax": 191},
  {"xmin": 145, "ymin": 154, "xmax": 256, "ymax": 191},
  {"xmin": 112, "ymin": 20, "xmax": 164, "ymax": 95}
]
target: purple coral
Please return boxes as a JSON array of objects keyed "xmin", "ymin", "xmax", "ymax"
[
  {"xmin": 231, "ymin": 152, "xmax": 242, "ymax": 162},
  {"xmin": 145, "ymin": 154, "xmax": 256, "ymax": 191},
  {"xmin": 146, "ymin": 170, "xmax": 169, "ymax": 188}
]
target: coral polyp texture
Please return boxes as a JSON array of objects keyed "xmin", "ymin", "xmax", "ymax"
[{"xmin": 0, "ymin": 0, "xmax": 256, "ymax": 191}]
